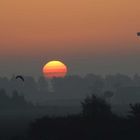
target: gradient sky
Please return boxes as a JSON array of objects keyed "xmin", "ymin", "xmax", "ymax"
[{"xmin": 0, "ymin": 0, "xmax": 140, "ymax": 77}]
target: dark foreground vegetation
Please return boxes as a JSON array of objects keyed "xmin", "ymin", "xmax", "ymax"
[
  {"xmin": 1, "ymin": 74, "xmax": 140, "ymax": 139},
  {"xmin": 3, "ymin": 94, "xmax": 140, "ymax": 140}
]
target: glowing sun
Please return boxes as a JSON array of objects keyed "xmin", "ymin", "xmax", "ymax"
[{"xmin": 43, "ymin": 60, "xmax": 68, "ymax": 78}]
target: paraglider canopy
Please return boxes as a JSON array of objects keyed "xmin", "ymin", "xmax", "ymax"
[{"xmin": 16, "ymin": 75, "xmax": 24, "ymax": 82}]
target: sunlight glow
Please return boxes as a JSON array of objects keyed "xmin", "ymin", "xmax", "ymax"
[{"xmin": 43, "ymin": 60, "xmax": 67, "ymax": 78}]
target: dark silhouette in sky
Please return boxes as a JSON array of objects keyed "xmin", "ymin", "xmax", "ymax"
[
  {"xmin": 137, "ymin": 32, "xmax": 140, "ymax": 36},
  {"xmin": 16, "ymin": 75, "xmax": 24, "ymax": 82}
]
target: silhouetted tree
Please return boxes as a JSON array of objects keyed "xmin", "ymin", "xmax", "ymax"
[
  {"xmin": 128, "ymin": 103, "xmax": 140, "ymax": 120},
  {"xmin": 81, "ymin": 94, "xmax": 112, "ymax": 120}
]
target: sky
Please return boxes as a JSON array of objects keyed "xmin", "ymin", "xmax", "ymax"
[{"xmin": 0, "ymin": 0, "xmax": 140, "ymax": 77}]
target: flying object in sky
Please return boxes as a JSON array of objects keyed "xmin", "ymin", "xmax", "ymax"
[
  {"xmin": 16, "ymin": 75, "xmax": 24, "ymax": 82},
  {"xmin": 137, "ymin": 32, "xmax": 140, "ymax": 36}
]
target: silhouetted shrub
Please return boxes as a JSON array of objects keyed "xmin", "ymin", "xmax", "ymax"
[
  {"xmin": 128, "ymin": 103, "xmax": 140, "ymax": 121},
  {"xmin": 81, "ymin": 94, "xmax": 112, "ymax": 120}
]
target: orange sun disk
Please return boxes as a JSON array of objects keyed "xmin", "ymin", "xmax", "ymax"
[{"xmin": 43, "ymin": 60, "xmax": 68, "ymax": 78}]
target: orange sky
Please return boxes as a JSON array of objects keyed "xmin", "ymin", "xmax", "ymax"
[
  {"xmin": 0, "ymin": 0, "xmax": 140, "ymax": 53},
  {"xmin": 0, "ymin": 0, "xmax": 140, "ymax": 76}
]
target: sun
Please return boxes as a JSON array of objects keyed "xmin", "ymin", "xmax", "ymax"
[{"xmin": 43, "ymin": 60, "xmax": 68, "ymax": 78}]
